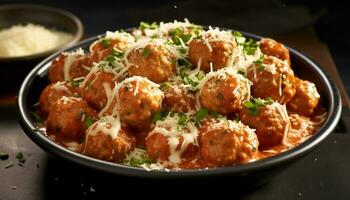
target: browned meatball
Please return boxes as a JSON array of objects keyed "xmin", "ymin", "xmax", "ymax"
[
  {"xmin": 287, "ymin": 78, "xmax": 320, "ymax": 116},
  {"xmin": 162, "ymin": 84, "xmax": 196, "ymax": 112},
  {"xmin": 145, "ymin": 114, "xmax": 198, "ymax": 163},
  {"xmin": 247, "ymin": 56, "xmax": 296, "ymax": 104},
  {"xmin": 260, "ymin": 38, "xmax": 291, "ymax": 66},
  {"xmin": 127, "ymin": 43, "xmax": 176, "ymax": 83},
  {"xmin": 199, "ymin": 119, "xmax": 258, "ymax": 166},
  {"xmin": 188, "ymin": 31, "xmax": 236, "ymax": 72},
  {"xmin": 199, "ymin": 68, "xmax": 250, "ymax": 114},
  {"xmin": 240, "ymin": 100, "xmax": 290, "ymax": 148},
  {"xmin": 82, "ymin": 117, "xmax": 136, "ymax": 162},
  {"xmin": 80, "ymin": 68, "xmax": 118, "ymax": 111},
  {"xmin": 38, "ymin": 81, "xmax": 75, "ymax": 118},
  {"xmin": 117, "ymin": 77, "xmax": 164, "ymax": 129},
  {"xmin": 46, "ymin": 96, "xmax": 98, "ymax": 141},
  {"xmin": 48, "ymin": 50, "xmax": 92, "ymax": 83}
]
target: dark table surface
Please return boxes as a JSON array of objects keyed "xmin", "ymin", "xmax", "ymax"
[{"xmin": 1, "ymin": 0, "xmax": 350, "ymax": 199}]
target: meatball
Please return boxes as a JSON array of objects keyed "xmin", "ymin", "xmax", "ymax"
[
  {"xmin": 49, "ymin": 50, "xmax": 92, "ymax": 83},
  {"xmin": 239, "ymin": 100, "xmax": 290, "ymax": 148},
  {"xmin": 46, "ymin": 96, "xmax": 98, "ymax": 141},
  {"xmin": 145, "ymin": 114, "xmax": 198, "ymax": 163},
  {"xmin": 199, "ymin": 119, "xmax": 258, "ymax": 166},
  {"xmin": 80, "ymin": 67, "xmax": 118, "ymax": 111},
  {"xmin": 188, "ymin": 31, "xmax": 236, "ymax": 72},
  {"xmin": 38, "ymin": 81, "xmax": 75, "ymax": 118},
  {"xmin": 246, "ymin": 56, "xmax": 296, "ymax": 104},
  {"xmin": 199, "ymin": 68, "xmax": 250, "ymax": 114},
  {"xmin": 287, "ymin": 78, "xmax": 320, "ymax": 116},
  {"xmin": 162, "ymin": 84, "xmax": 196, "ymax": 112},
  {"xmin": 260, "ymin": 38, "xmax": 291, "ymax": 66},
  {"xmin": 82, "ymin": 116, "xmax": 136, "ymax": 162},
  {"xmin": 127, "ymin": 43, "xmax": 176, "ymax": 83},
  {"xmin": 90, "ymin": 32, "xmax": 134, "ymax": 63},
  {"xmin": 117, "ymin": 76, "xmax": 164, "ymax": 129}
]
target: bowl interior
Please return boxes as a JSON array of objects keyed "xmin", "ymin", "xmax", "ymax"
[
  {"xmin": 17, "ymin": 31, "xmax": 342, "ymax": 178},
  {"xmin": 0, "ymin": 4, "xmax": 83, "ymax": 61}
]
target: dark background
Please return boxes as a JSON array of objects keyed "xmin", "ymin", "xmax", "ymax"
[{"xmin": 0, "ymin": 0, "xmax": 349, "ymax": 199}]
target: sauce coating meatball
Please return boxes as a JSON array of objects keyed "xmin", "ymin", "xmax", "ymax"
[
  {"xmin": 117, "ymin": 77, "xmax": 164, "ymax": 129},
  {"xmin": 199, "ymin": 119, "xmax": 258, "ymax": 166},
  {"xmin": 188, "ymin": 30, "xmax": 236, "ymax": 72},
  {"xmin": 260, "ymin": 38, "xmax": 291, "ymax": 66},
  {"xmin": 48, "ymin": 50, "xmax": 91, "ymax": 83},
  {"xmin": 247, "ymin": 56, "xmax": 296, "ymax": 104},
  {"xmin": 287, "ymin": 78, "xmax": 320, "ymax": 116},
  {"xmin": 162, "ymin": 84, "xmax": 196, "ymax": 112},
  {"xmin": 80, "ymin": 67, "xmax": 118, "ymax": 111},
  {"xmin": 38, "ymin": 81, "xmax": 75, "ymax": 118},
  {"xmin": 127, "ymin": 43, "xmax": 176, "ymax": 83},
  {"xmin": 82, "ymin": 116, "xmax": 136, "ymax": 162},
  {"xmin": 239, "ymin": 100, "xmax": 290, "ymax": 148},
  {"xmin": 145, "ymin": 114, "xmax": 198, "ymax": 163},
  {"xmin": 46, "ymin": 96, "xmax": 98, "ymax": 141},
  {"xmin": 199, "ymin": 68, "xmax": 250, "ymax": 114}
]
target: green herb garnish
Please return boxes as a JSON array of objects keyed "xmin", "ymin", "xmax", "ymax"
[
  {"xmin": 30, "ymin": 111, "xmax": 42, "ymax": 123},
  {"xmin": 139, "ymin": 21, "xmax": 158, "ymax": 30},
  {"xmin": 16, "ymin": 152, "xmax": 26, "ymax": 163},
  {"xmin": 101, "ymin": 38, "xmax": 110, "ymax": 48},
  {"xmin": 0, "ymin": 153, "xmax": 9, "ymax": 160},
  {"xmin": 152, "ymin": 110, "xmax": 169, "ymax": 123},
  {"xmin": 243, "ymin": 97, "xmax": 274, "ymax": 116},
  {"xmin": 84, "ymin": 115, "xmax": 94, "ymax": 128},
  {"xmin": 195, "ymin": 108, "xmax": 209, "ymax": 123},
  {"xmin": 253, "ymin": 54, "xmax": 265, "ymax": 71},
  {"xmin": 143, "ymin": 47, "xmax": 151, "ymax": 58},
  {"xmin": 178, "ymin": 113, "xmax": 188, "ymax": 126},
  {"xmin": 243, "ymin": 39, "xmax": 258, "ymax": 55}
]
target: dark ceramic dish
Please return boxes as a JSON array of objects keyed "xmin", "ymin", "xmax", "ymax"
[
  {"xmin": 0, "ymin": 4, "xmax": 83, "ymax": 91},
  {"xmin": 17, "ymin": 29, "xmax": 342, "ymax": 180}
]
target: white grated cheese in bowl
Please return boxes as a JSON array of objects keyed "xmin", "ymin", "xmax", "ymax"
[{"xmin": 0, "ymin": 23, "xmax": 73, "ymax": 57}]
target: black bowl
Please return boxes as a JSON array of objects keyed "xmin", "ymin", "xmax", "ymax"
[
  {"xmin": 17, "ymin": 29, "xmax": 342, "ymax": 180},
  {"xmin": 0, "ymin": 4, "xmax": 83, "ymax": 92}
]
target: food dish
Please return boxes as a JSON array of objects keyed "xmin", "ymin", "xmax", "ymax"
[{"xmin": 18, "ymin": 21, "xmax": 341, "ymax": 178}]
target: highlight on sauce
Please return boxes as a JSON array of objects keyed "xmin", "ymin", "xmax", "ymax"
[{"xmin": 32, "ymin": 20, "xmax": 326, "ymax": 170}]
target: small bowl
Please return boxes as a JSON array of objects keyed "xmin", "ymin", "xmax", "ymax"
[
  {"xmin": 17, "ymin": 28, "xmax": 342, "ymax": 181},
  {"xmin": 0, "ymin": 4, "xmax": 83, "ymax": 92}
]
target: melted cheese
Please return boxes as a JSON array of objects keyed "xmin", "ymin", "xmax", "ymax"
[{"xmin": 62, "ymin": 48, "xmax": 84, "ymax": 81}]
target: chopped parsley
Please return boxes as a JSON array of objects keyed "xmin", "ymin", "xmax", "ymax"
[
  {"xmin": 101, "ymin": 38, "xmax": 110, "ymax": 48},
  {"xmin": 143, "ymin": 47, "xmax": 151, "ymax": 58},
  {"xmin": 232, "ymin": 31, "xmax": 259, "ymax": 56},
  {"xmin": 152, "ymin": 110, "xmax": 169, "ymax": 123},
  {"xmin": 195, "ymin": 108, "xmax": 209, "ymax": 123},
  {"xmin": 179, "ymin": 68, "xmax": 204, "ymax": 89},
  {"xmin": 178, "ymin": 113, "xmax": 188, "ymax": 126},
  {"xmin": 122, "ymin": 149, "xmax": 153, "ymax": 167},
  {"xmin": 0, "ymin": 153, "xmax": 9, "ymax": 160},
  {"xmin": 16, "ymin": 152, "xmax": 26, "ymax": 163},
  {"xmin": 238, "ymin": 70, "xmax": 245, "ymax": 76},
  {"xmin": 253, "ymin": 54, "xmax": 265, "ymax": 71},
  {"xmin": 30, "ymin": 111, "xmax": 42, "ymax": 123},
  {"xmin": 71, "ymin": 79, "xmax": 81, "ymax": 87},
  {"xmin": 139, "ymin": 21, "xmax": 158, "ymax": 30},
  {"xmin": 168, "ymin": 28, "xmax": 192, "ymax": 46},
  {"xmin": 84, "ymin": 115, "xmax": 94, "ymax": 128},
  {"xmin": 243, "ymin": 97, "xmax": 274, "ymax": 116}
]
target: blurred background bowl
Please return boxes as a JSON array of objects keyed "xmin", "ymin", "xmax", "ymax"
[{"xmin": 0, "ymin": 4, "xmax": 83, "ymax": 93}]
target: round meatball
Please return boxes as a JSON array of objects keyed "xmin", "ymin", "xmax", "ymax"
[
  {"xmin": 90, "ymin": 32, "xmax": 134, "ymax": 63},
  {"xmin": 80, "ymin": 69, "xmax": 117, "ymax": 111},
  {"xmin": 247, "ymin": 56, "xmax": 296, "ymax": 104},
  {"xmin": 49, "ymin": 51, "xmax": 92, "ymax": 83},
  {"xmin": 118, "ymin": 77, "xmax": 164, "ymax": 129},
  {"xmin": 240, "ymin": 101, "xmax": 290, "ymax": 148},
  {"xmin": 38, "ymin": 81, "xmax": 75, "ymax": 118},
  {"xmin": 145, "ymin": 115, "xmax": 198, "ymax": 163},
  {"xmin": 127, "ymin": 43, "xmax": 176, "ymax": 83},
  {"xmin": 163, "ymin": 84, "xmax": 196, "ymax": 112},
  {"xmin": 287, "ymin": 78, "xmax": 320, "ymax": 116},
  {"xmin": 260, "ymin": 38, "xmax": 291, "ymax": 66},
  {"xmin": 199, "ymin": 68, "xmax": 250, "ymax": 114},
  {"xmin": 199, "ymin": 119, "xmax": 258, "ymax": 166},
  {"xmin": 82, "ymin": 117, "xmax": 136, "ymax": 162},
  {"xmin": 46, "ymin": 96, "xmax": 98, "ymax": 141},
  {"xmin": 188, "ymin": 31, "xmax": 236, "ymax": 72}
]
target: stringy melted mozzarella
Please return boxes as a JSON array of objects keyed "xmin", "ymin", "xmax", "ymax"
[{"xmin": 62, "ymin": 48, "xmax": 85, "ymax": 81}]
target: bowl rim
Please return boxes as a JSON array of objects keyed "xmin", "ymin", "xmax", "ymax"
[
  {"xmin": 0, "ymin": 4, "xmax": 84, "ymax": 62},
  {"xmin": 17, "ymin": 28, "xmax": 342, "ymax": 178}
]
